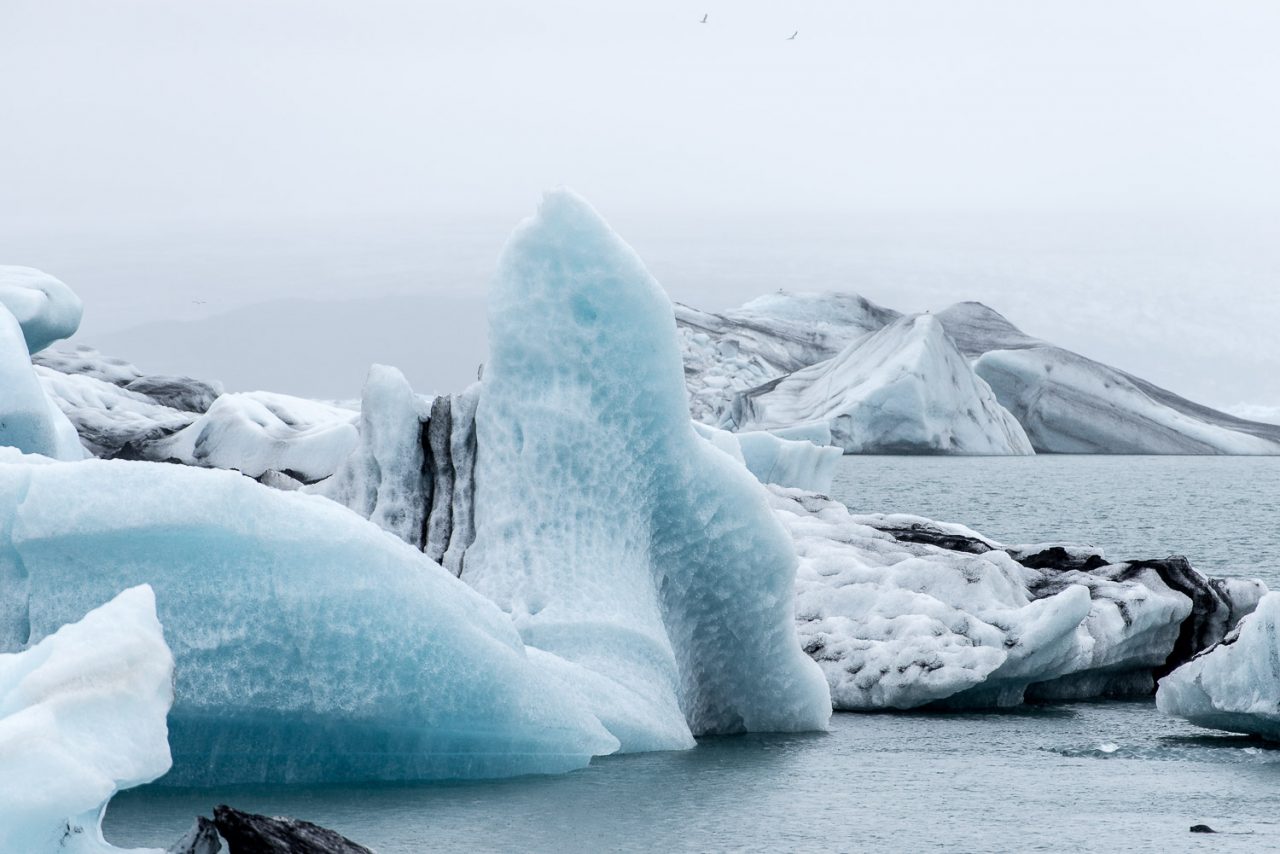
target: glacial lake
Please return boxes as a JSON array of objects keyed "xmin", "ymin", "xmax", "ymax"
[{"xmin": 106, "ymin": 456, "xmax": 1280, "ymax": 853}]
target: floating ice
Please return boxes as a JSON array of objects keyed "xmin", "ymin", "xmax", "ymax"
[
  {"xmin": 0, "ymin": 585, "xmax": 173, "ymax": 854},
  {"xmin": 143, "ymin": 391, "xmax": 359, "ymax": 482},
  {"xmin": 1, "ymin": 304, "xmax": 85, "ymax": 460},
  {"xmin": 732, "ymin": 314, "xmax": 1035, "ymax": 455},
  {"xmin": 936, "ymin": 301, "xmax": 1280, "ymax": 455},
  {"xmin": 0, "ymin": 266, "xmax": 83, "ymax": 355},
  {"xmin": 678, "ymin": 293, "xmax": 899, "ymax": 425},
  {"xmin": 1157, "ymin": 592, "xmax": 1280, "ymax": 740},
  {"xmin": 771, "ymin": 486, "xmax": 1262, "ymax": 709},
  {"xmin": 0, "ymin": 451, "xmax": 618, "ymax": 784},
  {"xmin": 37, "ymin": 367, "xmax": 195, "ymax": 458},
  {"xmin": 464, "ymin": 190, "xmax": 831, "ymax": 750},
  {"xmin": 692, "ymin": 422, "xmax": 842, "ymax": 493}
]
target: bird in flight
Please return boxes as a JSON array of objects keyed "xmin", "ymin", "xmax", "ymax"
[
  {"xmin": 786, "ymin": 30, "xmax": 798, "ymax": 40},
  {"xmin": 192, "ymin": 299, "xmax": 207, "ymax": 305},
  {"xmin": 700, "ymin": 13, "xmax": 708, "ymax": 23}
]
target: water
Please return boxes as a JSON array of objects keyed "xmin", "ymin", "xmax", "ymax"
[
  {"xmin": 834, "ymin": 455, "xmax": 1280, "ymax": 588},
  {"xmin": 104, "ymin": 456, "xmax": 1280, "ymax": 852}
]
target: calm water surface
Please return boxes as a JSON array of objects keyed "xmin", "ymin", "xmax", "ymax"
[{"xmin": 106, "ymin": 457, "xmax": 1280, "ymax": 852}]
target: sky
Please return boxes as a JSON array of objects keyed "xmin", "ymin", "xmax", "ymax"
[{"xmin": 2, "ymin": 0, "xmax": 1278, "ymax": 408}]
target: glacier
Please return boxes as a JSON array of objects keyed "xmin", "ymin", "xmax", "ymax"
[
  {"xmin": 1157, "ymin": 592, "xmax": 1280, "ymax": 740},
  {"xmin": 0, "ymin": 450, "xmax": 619, "ymax": 784},
  {"xmin": 731, "ymin": 314, "xmax": 1034, "ymax": 455},
  {"xmin": 0, "ymin": 585, "xmax": 173, "ymax": 854},
  {"xmin": 772, "ymin": 486, "xmax": 1264, "ymax": 709},
  {"xmin": 463, "ymin": 189, "xmax": 831, "ymax": 750}
]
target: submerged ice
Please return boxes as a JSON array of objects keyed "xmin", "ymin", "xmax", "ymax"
[{"xmin": 464, "ymin": 190, "xmax": 831, "ymax": 750}]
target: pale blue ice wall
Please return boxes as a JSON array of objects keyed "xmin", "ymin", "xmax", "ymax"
[
  {"xmin": 465, "ymin": 191, "xmax": 831, "ymax": 749},
  {"xmin": 0, "ymin": 452, "xmax": 617, "ymax": 784}
]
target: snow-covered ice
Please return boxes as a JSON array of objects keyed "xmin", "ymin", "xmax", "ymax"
[
  {"xmin": 678, "ymin": 292, "xmax": 899, "ymax": 425},
  {"xmin": 733, "ymin": 314, "xmax": 1034, "ymax": 455},
  {"xmin": 142, "ymin": 391, "xmax": 359, "ymax": 482},
  {"xmin": 0, "ymin": 585, "xmax": 173, "ymax": 854},
  {"xmin": 1157, "ymin": 592, "xmax": 1280, "ymax": 740},
  {"xmin": 464, "ymin": 190, "xmax": 831, "ymax": 750},
  {"xmin": 770, "ymin": 486, "xmax": 1263, "ymax": 709},
  {"xmin": 0, "ymin": 450, "xmax": 618, "ymax": 784}
]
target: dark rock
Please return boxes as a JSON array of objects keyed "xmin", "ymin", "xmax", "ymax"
[
  {"xmin": 167, "ymin": 816, "xmax": 222, "ymax": 854},
  {"xmin": 1189, "ymin": 824, "xmax": 1216, "ymax": 834},
  {"xmin": 126, "ymin": 375, "xmax": 224, "ymax": 413},
  {"xmin": 212, "ymin": 805, "xmax": 374, "ymax": 854}
]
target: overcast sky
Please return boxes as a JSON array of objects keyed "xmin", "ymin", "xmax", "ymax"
[{"xmin": 2, "ymin": 1, "xmax": 1278, "ymax": 408}]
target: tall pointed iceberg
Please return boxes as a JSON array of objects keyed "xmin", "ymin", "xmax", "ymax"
[{"xmin": 463, "ymin": 190, "xmax": 831, "ymax": 749}]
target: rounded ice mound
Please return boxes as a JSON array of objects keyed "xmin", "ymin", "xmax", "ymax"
[
  {"xmin": 1158, "ymin": 592, "xmax": 1280, "ymax": 740},
  {"xmin": 0, "ymin": 266, "xmax": 84, "ymax": 355},
  {"xmin": 465, "ymin": 189, "xmax": 831, "ymax": 750},
  {"xmin": 0, "ymin": 454, "xmax": 618, "ymax": 784},
  {"xmin": 0, "ymin": 585, "xmax": 174, "ymax": 854},
  {"xmin": 0, "ymin": 303, "xmax": 85, "ymax": 460}
]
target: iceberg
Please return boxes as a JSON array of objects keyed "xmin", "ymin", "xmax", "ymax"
[
  {"xmin": 0, "ymin": 450, "xmax": 618, "ymax": 784},
  {"xmin": 37, "ymin": 367, "xmax": 195, "ymax": 459},
  {"xmin": 692, "ymin": 422, "xmax": 842, "ymax": 493},
  {"xmin": 141, "ymin": 391, "xmax": 359, "ymax": 482},
  {"xmin": 771, "ymin": 486, "xmax": 1264, "ymax": 708},
  {"xmin": 1157, "ymin": 592, "xmax": 1280, "ymax": 740},
  {"xmin": 732, "ymin": 314, "xmax": 1035, "ymax": 455},
  {"xmin": 306, "ymin": 365, "xmax": 431, "ymax": 548},
  {"xmin": 0, "ymin": 266, "xmax": 84, "ymax": 355},
  {"xmin": 678, "ymin": 292, "xmax": 899, "ymax": 425},
  {"xmin": 1, "ymin": 305, "xmax": 86, "ymax": 460},
  {"xmin": 463, "ymin": 190, "xmax": 831, "ymax": 750},
  {"xmin": 936, "ymin": 301, "xmax": 1280, "ymax": 455},
  {"xmin": 0, "ymin": 585, "xmax": 173, "ymax": 854}
]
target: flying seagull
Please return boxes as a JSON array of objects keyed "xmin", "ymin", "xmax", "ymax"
[
  {"xmin": 786, "ymin": 30, "xmax": 798, "ymax": 40},
  {"xmin": 192, "ymin": 299, "xmax": 207, "ymax": 305},
  {"xmin": 700, "ymin": 13, "xmax": 708, "ymax": 23}
]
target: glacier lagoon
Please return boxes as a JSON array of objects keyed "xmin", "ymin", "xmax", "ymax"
[{"xmin": 102, "ymin": 455, "xmax": 1280, "ymax": 853}]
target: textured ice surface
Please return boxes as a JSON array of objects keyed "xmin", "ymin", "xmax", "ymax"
[
  {"xmin": 0, "ymin": 585, "xmax": 173, "ymax": 854},
  {"xmin": 0, "ymin": 451, "xmax": 618, "ymax": 784},
  {"xmin": 735, "ymin": 314, "xmax": 1034, "ymax": 455},
  {"xmin": 144, "ymin": 391, "xmax": 359, "ymax": 481},
  {"xmin": 677, "ymin": 293, "xmax": 899, "ymax": 425},
  {"xmin": 37, "ymin": 367, "xmax": 195, "ymax": 458},
  {"xmin": 0, "ymin": 266, "xmax": 84, "ymax": 355},
  {"xmin": 464, "ymin": 190, "xmax": 831, "ymax": 750},
  {"xmin": 307, "ymin": 365, "xmax": 430, "ymax": 547},
  {"xmin": 1157, "ymin": 592, "xmax": 1280, "ymax": 740},
  {"xmin": 771, "ymin": 486, "xmax": 1261, "ymax": 709},
  {"xmin": 692, "ymin": 422, "xmax": 841, "ymax": 493},
  {"xmin": 1, "ymin": 304, "xmax": 85, "ymax": 460}
]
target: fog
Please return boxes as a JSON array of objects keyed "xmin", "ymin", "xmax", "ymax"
[{"xmin": 3, "ymin": 0, "xmax": 1278, "ymax": 407}]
